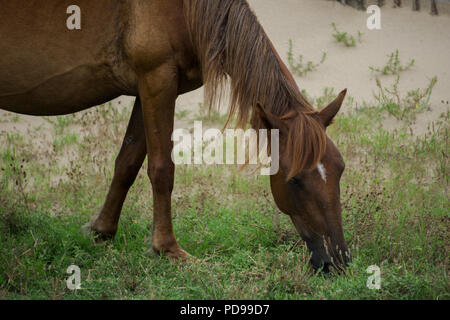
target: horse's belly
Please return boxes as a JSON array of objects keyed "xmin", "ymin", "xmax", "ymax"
[
  {"xmin": 0, "ymin": 0, "xmax": 134, "ymax": 115},
  {"xmin": 0, "ymin": 63, "xmax": 127, "ymax": 116}
]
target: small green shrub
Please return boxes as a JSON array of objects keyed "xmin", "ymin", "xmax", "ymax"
[
  {"xmin": 331, "ymin": 23, "xmax": 363, "ymax": 47},
  {"xmin": 374, "ymin": 75, "xmax": 437, "ymax": 121},
  {"xmin": 287, "ymin": 40, "xmax": 327, "ymax": 77},
  {"xmin": 370, "ymin": 50, "xmax": 415, "ymax": 75}
]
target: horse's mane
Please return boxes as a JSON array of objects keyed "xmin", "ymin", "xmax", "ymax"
[{"xmin": 183, "ymin": 0, "xmax": 326, "ymax": 179}]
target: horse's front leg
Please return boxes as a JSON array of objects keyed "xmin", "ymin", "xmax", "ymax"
[
  {"xmin": 139, "ymin": 65, "xmax": 188, "ymax": 259},
  {"xmin": 89, "ymin": 98, "xmax": 147, "ymax": 238}
]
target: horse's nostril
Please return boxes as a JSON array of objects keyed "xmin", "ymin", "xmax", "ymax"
[
  {"xmin": 322, "ymin": 262, "xmax": 331, "ymax": 274},
  {"xmin": 308, "ymin": 242, "xmax": 351, "ymax": 273},
  {"xmin": 310, "ymin": 255, "xmax": 332, "ymax": 273},
  {"xmin": 311, "ymin": 261, "xmax": 331, "ymax": 274}
]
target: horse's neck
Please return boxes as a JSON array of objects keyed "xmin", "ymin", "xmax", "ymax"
[{"xmin": 264, "ymin": 37, "xmax": 301, "ymax": 95}]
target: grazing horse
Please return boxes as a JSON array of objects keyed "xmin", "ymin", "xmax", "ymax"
[{"xmin": 0, "ymin": 0, "xmax": 350, "ymax": 272}]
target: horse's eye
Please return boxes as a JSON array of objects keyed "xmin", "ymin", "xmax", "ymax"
[{"xmin": 290, "ymin": 178, "xmax": 303, "ymax": 188}]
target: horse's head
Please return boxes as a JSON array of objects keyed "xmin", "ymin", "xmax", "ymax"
[{"xmin": 258, "ymin": 89, "xmax": 350, "ymax": 272}]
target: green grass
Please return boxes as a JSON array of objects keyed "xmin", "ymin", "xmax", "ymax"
[
  {"xmin": 370, "ymin": 50, "xmax": 415, "ymax": 75},
  {"xmin": 331, "ymin": 23, "xmax": 363, "ymax": 47},
  {"xmin": 53, "ymin": 133, "xmax": 78, "ymax": 154},
  {"xmin": 0, "ymin": 87, "xmax": 448, "ymax": 299},
  {"xmin": 44, "ymin": 115, "xmax": 76, "ymax": 135},
  {"xmin": 194, "ymin": 102, "xmax": 229, "ymax": 125},
  {"xmin": 374, "ymin": 75, "xmax": 437, "ymax": 122},
  {"xmin": 287, "ymin": 40, "xmax": 327, "ymax": 77},
  {"xmin": 175, "ymin": 110, "xmax": 191, "ymax": 120}
]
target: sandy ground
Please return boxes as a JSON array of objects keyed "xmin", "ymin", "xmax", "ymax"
[{"xmin": 1, "ymin": 0, "xmax": 449, "ymax": 134}]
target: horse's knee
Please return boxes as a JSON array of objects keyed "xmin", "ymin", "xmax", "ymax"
[
  {"xmin": 147, "ymin": 162, "xmax": 174, "ymax": 193},
  {"xmin": 114, "ymin": 156, "xmax": 143, "ymax": 188}
]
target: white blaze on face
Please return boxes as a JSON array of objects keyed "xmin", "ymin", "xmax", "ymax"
[{"xmin": 317, "ymin": 162, "xmax": 327, "ymax": 182}]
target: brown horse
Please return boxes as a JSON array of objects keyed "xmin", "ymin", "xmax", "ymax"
[{"xmin": 0, "ymin": 0, "xmax": 350, "ymax": 272}]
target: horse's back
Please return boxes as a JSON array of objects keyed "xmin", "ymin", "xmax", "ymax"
[
  {"xmin": 0, "ymin": 0, "xmax": 199, "ymax": 116},
  {"xmin": 0, "ymin": 0, "xmax": 136, "ymax": 115}
]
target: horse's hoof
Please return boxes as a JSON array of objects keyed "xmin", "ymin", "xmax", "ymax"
[
  {"xmin": 150, "ymin": 245, "xmax": 194, "ymax": 263},
  {"xmin": 82, "ymin": 223, "xmax": 115, "ymax": 242},
  {"xmin": 81, "ymin": 223, "xmax": 94, "ymax": 236},
  {"xmin": 168, "ymin": 248, "xmax": 194, "ymax": 263}
]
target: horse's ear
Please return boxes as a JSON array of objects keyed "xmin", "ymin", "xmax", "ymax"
[
  {"xmin": 255, "ymin": 104, "xmax": 287, "ymax": 131},
  {"xmin": 319, "ymin": 89, "xmax": 347, "ymax": 127}
]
